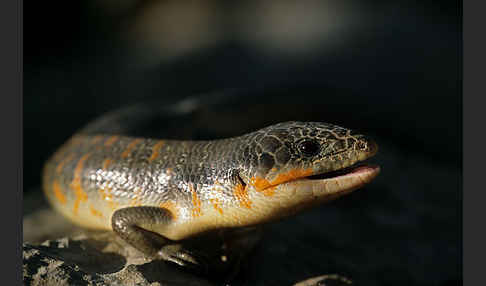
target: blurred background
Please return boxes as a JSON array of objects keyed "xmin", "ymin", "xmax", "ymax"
[{"xmin": 24, "ymin": 0, "xmax": 461, "ymax": 285}]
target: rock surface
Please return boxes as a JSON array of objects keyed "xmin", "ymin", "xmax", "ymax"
[
  {"xmin": 23, "ymin": 229, "xmax": 216, "ymax": 286},
  {"xmin": 23, "ymin": 212, "xmax": 351, "ymax": 286}
]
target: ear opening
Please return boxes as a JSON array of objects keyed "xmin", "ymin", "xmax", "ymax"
[{"xmin": 231, "ymin": 169, "xmax": 247, "ymax": 188}]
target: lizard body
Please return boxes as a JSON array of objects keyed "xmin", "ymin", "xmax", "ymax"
[{"xmin": 43, "ymin": 121, "xmax": 379, "ymax": 267}]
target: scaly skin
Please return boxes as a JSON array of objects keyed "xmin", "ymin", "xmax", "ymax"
[{"xmin": 42, "ymin": 121, "xmax": 379, "ymax": 267}]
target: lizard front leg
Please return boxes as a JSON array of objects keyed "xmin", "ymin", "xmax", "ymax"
[{"xmin": 111, "ymin": 206, "xmax": 200, "ymax": 268}]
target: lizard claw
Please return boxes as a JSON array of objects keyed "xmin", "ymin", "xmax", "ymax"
[{"xmin": 157, "ymin": 244, "xmax": 207, "ymax": 271}]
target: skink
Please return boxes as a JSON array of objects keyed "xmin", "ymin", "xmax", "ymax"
[{"xmin": 43, "ymin": 121, "xmax": 380, "ymax": 267}]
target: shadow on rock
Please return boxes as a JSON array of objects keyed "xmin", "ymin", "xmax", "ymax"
[{"xmin": 26, "ymin": 237, "xmax": 126, "ymax": 275}]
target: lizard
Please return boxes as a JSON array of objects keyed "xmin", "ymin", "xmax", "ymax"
[{"xmin": 42, "ymin": 120, "xmax": 380, "ymax": 269}]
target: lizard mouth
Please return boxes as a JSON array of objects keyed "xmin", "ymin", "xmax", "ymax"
[
  {"xmin": 277, "ymin": 163, "xmax": 380, "ymax": 198},
  {"xmin": 307, "ymin": 163, "xmax": 377, "ymax": 180},
  {"xmin": 271, "ymin": 137, "xmax": 380, "ymax": 197}
]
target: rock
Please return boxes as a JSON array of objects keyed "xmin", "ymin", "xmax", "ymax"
[
  {"xmin": 293, "ymin": 274, "xmax": 352, "ymax": 286},
  {"xmin": 23, "ymin": 233, "xmax": 215, "ymax": 286}
]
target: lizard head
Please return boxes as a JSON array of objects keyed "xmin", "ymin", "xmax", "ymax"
[{"xmin": 235, "ymin": 121, "xmax": 379, "ymax": 218}]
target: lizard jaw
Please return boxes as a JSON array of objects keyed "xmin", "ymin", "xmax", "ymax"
[
  {"xmin": 248, "ymin": 165, "xmax": 380, "ymax": 224},
  {"xmin": 278, "ymin": 165, "xmax": 380, "ymax": 200}
]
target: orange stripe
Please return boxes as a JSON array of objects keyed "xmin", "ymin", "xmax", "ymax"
[
  {"xmin": 270, "ymin": 168, "xmax": 313, "ymax": 185},
  {"xmin": 148, "ymin": 140, "xmax": 165, "ymax": 162},
  {"xmin": 102, "ymin": 158, "xmax": 113, "ymax": 170},
  {"xmin": 233, "ymin": 184, "xmax": 252, "ymax": 209},
  {"xmin": 121, "ymin": 139, "xmax": 142, "ymax": 158},
  {"xmin": 104, "ymin": 136, "xmax": 119, "ymax": 147},
  {"xmin": 71, "ymin": 154, "xmax": 90, "ymax": 184},
  {"xmin": 250, "ymin": 176, "xmax": 271, "ymax": 191},
  {"xmin": 89, "ymin": 205, "xmax": 103, "ymax": 218},
  {"xmin": 191, "ymin": 185, "xmax": 202, "ymax": 217},
  {"xmin": 73, "ymin": 189, "xmax": 88, "ymax": 215},
  {"xmin": 250, "ymin": 168, "xmax": 313, "ymax": 192},
  {"xmin": 209, "ymin": 198, "xmax": 223, "ymax": 215},
  {"xmin": 52, "ymin": 180, "xmax": 67, "ymax": 205},
  {"xmin": 70, "ymin": 153, "xmax": 91, "ymax": 215}
]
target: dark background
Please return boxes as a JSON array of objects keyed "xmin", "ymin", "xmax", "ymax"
[{"xmin": 24, "ymin": 0, "xmax": 461, "ymax": 285}]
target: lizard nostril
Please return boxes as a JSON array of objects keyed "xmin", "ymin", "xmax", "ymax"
[
  {"xmin": 358, "ymin": 142, "xmax": 367, "ymax": 150},
  {"xmin": 367, "ymin": 140, "xmax": 378, "ymax": 155},
  {"xmin": 358, "ymin": 136, "xmax": 378, "ymax": 155}
]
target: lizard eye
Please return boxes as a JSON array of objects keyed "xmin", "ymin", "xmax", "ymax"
[{"xmin": 298, "ymin": 140, "xmax": 320, "ymax": 157}]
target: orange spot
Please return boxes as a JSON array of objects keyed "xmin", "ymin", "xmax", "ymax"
[
  {"xmin": 121, "ymin": 139, "xmax": 142, "ymax": 158},
  {"xmin": 70, "ymin": 153, "xmax": 91, "ymax": 215},
  {"xmin": 102, "ymin": 158, "xmax": 113, "ymax": 170},
  {"xmin": 53, "ymin": 180, "xmax": 66, "ymax": 204},
  {"xmin": 209, "ymin": 198, "xmax": 224, "ymax": 215},
  {"xmin": 191, "ymin": 185, "xmax": 202, "ymax": 217},
  {"xmin": 56, "ymin": 153, "xmax": 74, "ymax": 175},
  {"xmin": 72, "ymin": 188, "xmax": 88, "ymax": 215},
  {"xmin": 104, "ymin": 136, "xmax": 119, "ymax": 147},
  {"xmin": 233, "ymin": 184, "xmax": 252, "ymax": 209},
  {"xmin": 148, "ymin": 140, "xmax": 165, "ymax": 162},
  {"xmin": 159, "ymin": 201, "xmax": 178, "ymax": 220},
  {"xmin": 89, "ymin": 205, "xmax": 103, "ymax": 218}
]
